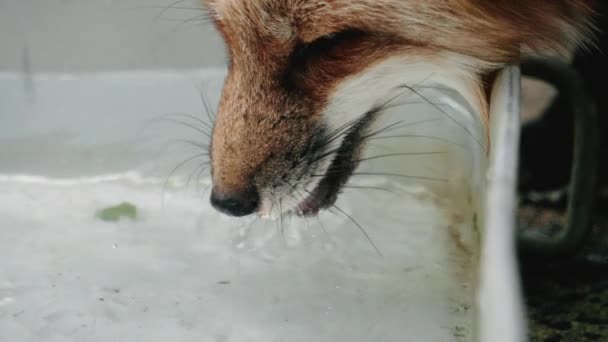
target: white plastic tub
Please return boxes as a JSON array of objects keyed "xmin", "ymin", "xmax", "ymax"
[
  {"xmin": 0, "ymin": 66, "xmax": 525, "ymax": 342},
  {"xmin": 0, "ymin": 1, "xmax": 526, "ymax": 340}
]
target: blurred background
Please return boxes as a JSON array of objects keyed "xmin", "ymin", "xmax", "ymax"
[{"xmin": 0, "ymin": 0, "xmax": 225, "ymax": 72}]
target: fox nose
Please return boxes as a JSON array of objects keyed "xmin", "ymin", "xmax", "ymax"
[{"xmin": 210, "ymin": 187, "xmax": 260, "ymax": 217}]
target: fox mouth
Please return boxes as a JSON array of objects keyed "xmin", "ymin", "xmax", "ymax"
[{"xmin": 296, "ymin": 109, "xmax": 377, "ymax": 216}]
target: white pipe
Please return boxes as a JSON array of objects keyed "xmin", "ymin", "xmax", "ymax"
[{"xmin": 477, "ymin": 66, "xmax": 527, "ymax": 342}]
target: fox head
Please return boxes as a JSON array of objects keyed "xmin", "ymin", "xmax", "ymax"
[{"xmin": 203, "ymin": 0, "xmax": 595, "ymax": 217}]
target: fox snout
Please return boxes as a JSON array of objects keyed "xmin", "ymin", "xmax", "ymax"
[
  {"xmin": 209, "ymin": 72, "xmax": 329, "ymax": 217},
  {"xmin": 209, "ymin": 112, "xmax": 325, "ymax": 218}
]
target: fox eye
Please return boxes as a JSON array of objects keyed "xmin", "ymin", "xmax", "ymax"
[{"xmin": 291, "ymin": 29, "xmax": 365, "ymax": 65}]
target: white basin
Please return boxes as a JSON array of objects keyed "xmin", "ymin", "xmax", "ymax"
[
  {"xmin": 0, "ymin": 1, "xmax": 526, "ymax": 339},
  {"xmin": 0, "ymin": 67, "xmax": 525, "ymax": 341}
]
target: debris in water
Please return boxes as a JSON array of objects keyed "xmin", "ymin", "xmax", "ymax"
[{"xmin": 96, "ymin": 202, "xmax": 138, "ymax": 222}]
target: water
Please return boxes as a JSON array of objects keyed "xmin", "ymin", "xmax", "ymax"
[
  {"xmin": 0, "ymin": 174, "xmax": 474, "ymax": 342},
  {"xmin": 0, "ymin": 70, "xmax": 484, "ymax": 341}
]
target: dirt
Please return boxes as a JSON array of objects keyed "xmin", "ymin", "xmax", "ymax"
[{"xmin": 518, "ymin": 199, "xmax": 608, "ymax": 341}]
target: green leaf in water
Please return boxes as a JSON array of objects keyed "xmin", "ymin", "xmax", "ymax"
[{"xmin": 96, "ymin": 202, "xmax": 138, "ymax": 222}]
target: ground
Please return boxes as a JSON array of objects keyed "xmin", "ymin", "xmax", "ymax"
[{"xmin": 519, "ymin": 199, "xmax": 608, "ymax": 341}]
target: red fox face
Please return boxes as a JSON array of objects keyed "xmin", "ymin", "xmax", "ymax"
[{"xmin": 203, "ymin": 0, "xmax": 595, "ymax": 217}]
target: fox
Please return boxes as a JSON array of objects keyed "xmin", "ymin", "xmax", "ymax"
[{"xmin": 201, "ymin": 0, "xmax": 598, "ymax": 218}]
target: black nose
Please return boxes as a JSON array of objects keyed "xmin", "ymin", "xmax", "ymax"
[{"xmin": 210, "ymin": 187, "xmax": 260, "ymax": 217}]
